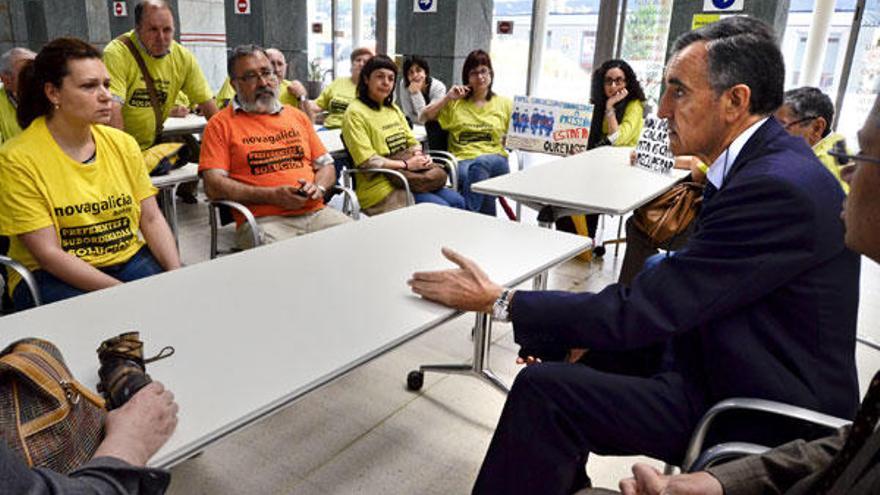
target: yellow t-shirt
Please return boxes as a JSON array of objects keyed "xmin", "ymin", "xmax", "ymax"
[
  {"xmin": 602, "ymin": 99, "xmax": 644, "ymax": 148},
  {"xmin": 103, "ymin": 30, "xmax": 214, "ymax": 149},
  {"xmin": 437, "ymin": 95, "xmax": 512, "ymax": 161},
  {"xmin": 342, "ymin": 99, "xmax": 418, "ymax": 209},
  {"xmin": 215, "ymin": 76, "xmax": 302, "ymax": 109},
  {"xmin": 315, "ymin": 77, "xmax": 357, "ymax": 129},
  {"xmin": 0, "ymin": 117, "xmax": 157, "ymax": 293},
  {"xmin": 0, "ymin": 88, "xmax": 22, "ymax": 144},
  {"xmin": 813, "ymin": 132, "xmax": 850, "ymax": 194}
]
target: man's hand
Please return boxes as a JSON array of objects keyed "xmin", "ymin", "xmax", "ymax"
[
  {"xmin": 93, "ymin": 382, "xmax": 178, "ymax": 467},
  {"xmin": 288, "ymin": 80, "xmax": 308, "ymax": 99},
  {"xmin": 619, "ymin": 463, "xmax": 723, "ymax": 495},
  {"xmin": 409, "ymin": 247, "xmax": 503, "ymax": 312},
  {"xmin": 272, "ymin": 185, "xmax": 311, "ymax": 209},
  {"xmin": 168, "ymin": 105, "xmax": 189, "ymax": 118},
  {"xmin": 296, "ymin": 178, "xmax": 323, "ymax": 201}
]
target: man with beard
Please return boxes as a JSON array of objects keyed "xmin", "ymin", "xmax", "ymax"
[{"xmin": 199, "ymin": 45, "xmax": 350, "ymax": 249}]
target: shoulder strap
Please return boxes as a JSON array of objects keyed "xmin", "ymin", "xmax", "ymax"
[{"xmin": 118, "ymin": 34, "xmax": 164, "ymax": 141}]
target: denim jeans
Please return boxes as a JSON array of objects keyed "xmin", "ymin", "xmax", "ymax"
[
  {"xmin": 457, "ymin": 154, "xmax": 510, "ymax": 215},
  {"xmin": 413, "ymin": 188, "xmax": 466, "ymax": 209},
  {"xmin": 12, "ymin": 246, "xmax": 164, "ymax": 310}
]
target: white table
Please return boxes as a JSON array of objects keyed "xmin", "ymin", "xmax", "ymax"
[
  {"xmin": 473, "ymin": 146, "xmax": 689, "ymax": 284},
  {"xmin": 0, "ymin": 204, "xmax": 589, "ymax": 468},
  {"xmin": 162, "ymin": 114, "xmax": 207, "ymax": 137}
]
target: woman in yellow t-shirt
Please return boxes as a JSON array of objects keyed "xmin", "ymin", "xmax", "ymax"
[
  {"xmin": 559, "ymin": 59, "xmax": 648, "ymax": 244},
  {"xmin": 422, "ymin": 49, "xmax": 512, "ymax": 216},
  {"xmin": 0, "ymin": 37, "xmax": 180, "ymax": 310},
  {"xmin": 342, "ymin": 55, "xmax": 465, "ymax": 216}
]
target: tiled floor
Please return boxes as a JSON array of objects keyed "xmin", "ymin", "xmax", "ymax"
[{"xmin": 164, "ymin": 189, "xmax": 880, "ymax": 495}]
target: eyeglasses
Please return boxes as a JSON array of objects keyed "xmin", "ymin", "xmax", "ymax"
[
  {"xmin": 604, "ymin": 77, "xmax": 626, "ymax": 87},
  {"xmin": 236, "ymin": 69, "xmax": 276, "ymax": 84},
  {"xmin": 828, "ymin": 139, "xmax": 880, "ymax": 167},
  {"xmin": 782, "ymin": 116, "xmax": 817, "ymax": 130},
  {"xmin": 468, "ymin": 68, "xmax": 491, "ymax": 78}
]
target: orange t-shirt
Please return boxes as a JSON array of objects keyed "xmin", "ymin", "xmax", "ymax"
[{"xmin": 199, "ymin": 105, "xmax": 328, "ymax": 223}]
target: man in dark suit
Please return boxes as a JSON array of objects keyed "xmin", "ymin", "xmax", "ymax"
[
  {"xmin": 408, "ymin": 17, "xmax": 861, "ymax": 494},
  {"xmin": 607, "ymin": 90, "xmax": 880, "ymax": 495}
]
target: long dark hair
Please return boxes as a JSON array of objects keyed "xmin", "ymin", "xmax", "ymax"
[
  {"xmin": 356, "ymin": 55, "xmax": 398, "ymax": 110},
  {"xmin": 461, "ymin": 49, "xmax": 494, "ymax": 101},
  {"xmin": 17, "ymin": 37, "xmax": 102, "ymax": 129},
  {"xmin": 587, "ymin": 59, "xmax": 646, "ymax": 149},
  {"xmin": 402, "ymin": 55, "xmax": 433, "ymax": 100}
]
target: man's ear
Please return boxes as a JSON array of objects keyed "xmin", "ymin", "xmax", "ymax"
[
  {"xmin": 812, "ymin": 116, "xmax": 829, "ymax": 141},
  {"xmin": 723, "ymin": 84, "xmax": 752, "ymax": 123}
]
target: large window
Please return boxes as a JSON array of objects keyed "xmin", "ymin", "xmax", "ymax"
[
  {"xmin": 837, "ymin": 0, "xmax": 880, "ymax": 142},
  {"xmin": 308, "ymin": 0, "xmax": 334, "ymax": 80},
  {"xmin": 491, "ymin": 0, "xmax": 534, "ymax": 98},
  {"xmin": 781, "ymin": 1, "xmax": 855, "ymax": 97},
  {"xmin": 533, "ymin": 1, "xmax": 599, "ymax": 103},
  {"xmin": 619, "ymin": 0, "xmax": 673, "ymax": 108}
]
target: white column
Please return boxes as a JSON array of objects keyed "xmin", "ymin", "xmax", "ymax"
[
  {"xmin": 526, "ymin": 0, "xmax": 549, "ymax": 95},
  {"xmin": 799, "ymin": 0, "xmax": 836, "ymax": 87},
  {"xmin": 352, "ymin": 0, "xmax": 363, "ymax": 50}
]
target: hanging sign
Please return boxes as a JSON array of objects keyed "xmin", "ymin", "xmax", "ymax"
[
  {"xmin": 507, "ymin": 96, "xmax": 593, "ymax": 156},
  {"xmin": 703, "ymin": 0, "xmax": 744, "ymax": 12},
  {"xmin": 634, "ymin": 116, "xmax": 675, "ymax": 173},
  {"xmin": 692, "ymin": 13, "xmax": 721, "ymax": 30},
  {"xmin": 312, "ymin": 23, "xmax": 323, "ymax": 34},
  {"xmin": 112, "ymin": 0, "xmax": 127, "ymax": 17},
  {"xmin": 235, "ymin": 0, "xmax": 251, "ymax": 15},
  {"xmin": 496, "ymin": 21, "xmax": 514, "ymax": 35},
  {"xmin": 414, "ymin": 0, "xmax": 437, "ymax": 13}
]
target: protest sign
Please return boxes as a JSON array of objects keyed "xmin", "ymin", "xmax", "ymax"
[
  {"xmin": 507, "ymin": 96, "xmax": 593, "ymax": 156},
  {"xmin": 635, "ymin": 115, "xmax": 675, "ymax": 173}
]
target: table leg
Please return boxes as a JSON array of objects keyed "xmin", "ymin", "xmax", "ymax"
[
  {"xmin": 409, "ymin": 312, "xmax": 510, "ymax": 394},
  {"xmin": 160, "ymin": 186, "xmax": 180, "ymax": 247}
]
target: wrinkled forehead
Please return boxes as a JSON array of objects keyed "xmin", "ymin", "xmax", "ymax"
[{"xmin": 266, "ymin": 49, "xmax": 285, "ymax": 65}]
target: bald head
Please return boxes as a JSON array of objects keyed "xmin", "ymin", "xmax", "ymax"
[
  {"xmin": 265, "ymin": 48, "xmax": 288, "ymax": 80},
  {"xmin": 0, "ymin": 47, "xmax": 36, "ymax": 98},
  {"xmin": 134, "ymin": 0, "xmax": 174, "ymax": 57},
  {"xmin": 135, "ymin": 0, "xmax": 173, "ymax": 26}
]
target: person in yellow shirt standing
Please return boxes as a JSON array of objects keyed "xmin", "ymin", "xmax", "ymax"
[
  {"xmin": 311, "ymin": 47, "xmax": 373, "ymax": 129},
  {"xmin": 421, "ymin": 49, "xmax": 512, "ymax": 216},
  {"xmin": 0, "ymin": 37, "xmax": 180, "ymax": 310},
  {"xmin": 103, "ymin": 0, "xmax": 217, "ymax": 205},
  {"xmin": 775, "ymin": 86, "xmax": 850, "ymax": 193},
  {"xmin": 0, "ymin": 47, "xmax": 35, "ymax": 143}
]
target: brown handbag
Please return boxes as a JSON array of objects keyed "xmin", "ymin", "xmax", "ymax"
[
  {"xmin": 0, "ymin": 338, "xmax": 106, "ymax": 474},
  {"xmin": 632, "ymin": 181, "xmax": 704, "ymax": 246},
  {"xmin": 391, "ymin": 165, "xmax": 449, "ymax": 193}
]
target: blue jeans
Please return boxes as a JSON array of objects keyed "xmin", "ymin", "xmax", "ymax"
[
  {"xmin": 413, "ymin": 188, "xmax": 466, "ymax": 209},
  {"xmin": 12, "ymin": 247, "xmax": 165, "ymax": 310},
  {"xmin": 458, "ymin": 154, "xmax": 510, "ymax": 215}
]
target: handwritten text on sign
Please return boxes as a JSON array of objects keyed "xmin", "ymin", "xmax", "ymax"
[
  {"xmin": 635, "ymin": 116, "xmax": 675, "ymax": 173},
  {"xmin": 507, "ymin": 96, "xmax": 593, "ymax": 156}
]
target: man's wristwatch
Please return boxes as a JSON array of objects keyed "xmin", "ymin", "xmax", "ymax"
[{"xmin": 492, "ymin": 288, "xmax": 515, "ymax": 322}]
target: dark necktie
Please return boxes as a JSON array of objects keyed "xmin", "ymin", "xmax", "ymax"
[{"xmin": 815, "ymin": 370, "xmax": 880, "ymax": 493}]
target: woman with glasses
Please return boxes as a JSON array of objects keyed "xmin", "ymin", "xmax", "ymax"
[
  {"xmin": 558, "ymin": 59, "xmax": 648, "ymax": 251},
  {"xmin": 421, "ymin": 49, "xmax": 512, "ymax": 216},
  {"xmin": 342, "ymin": 55, "xmax": 465, "ymax": 215},
  {"xmin": 775, "ymin": 86, "xmax": 850, "ymax": 193},
  {"xmin": 0, "ymin": 37, "xmax": 180, "ymax": 310}
]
